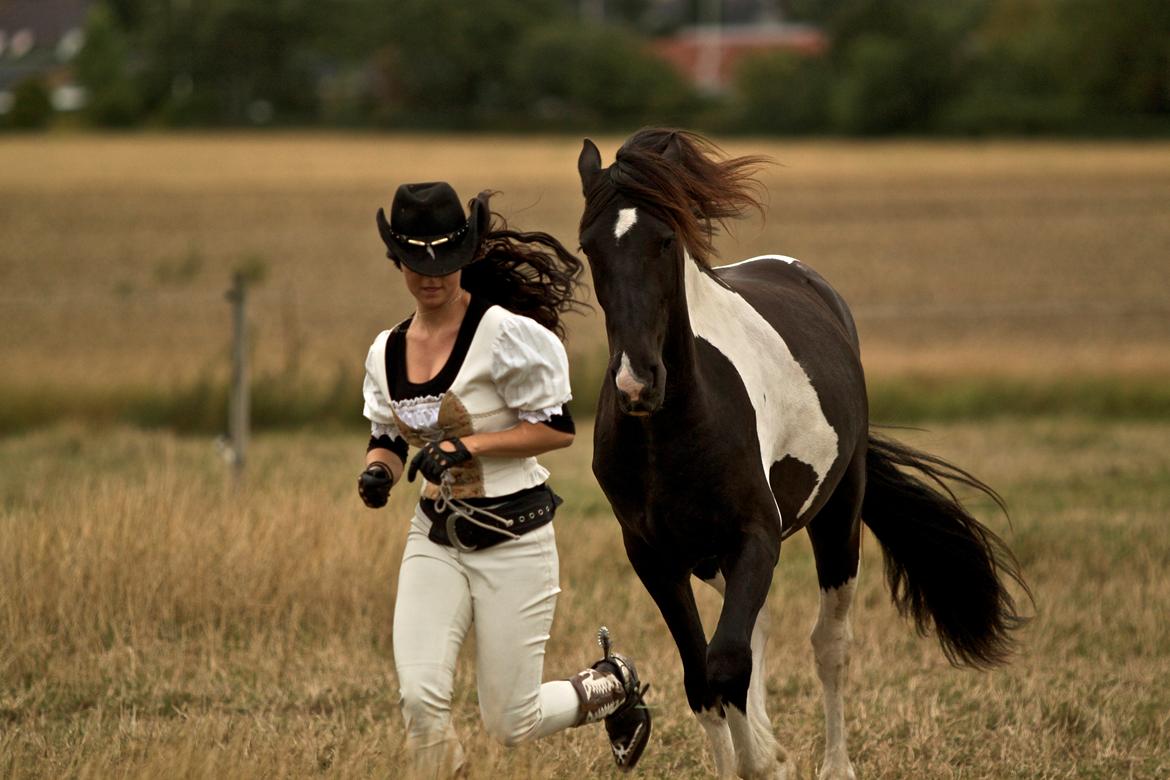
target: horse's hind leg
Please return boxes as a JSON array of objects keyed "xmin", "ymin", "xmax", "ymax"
[
  {"xmin": 807, "ymin": 450, "xmax": 865, "ymax": 780},
  {"xmin": 697, "ymin": 568, "xmax": 784, "ymax": 780}
]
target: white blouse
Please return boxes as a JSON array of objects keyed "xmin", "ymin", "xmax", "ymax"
[
  {"xmin": 362, "ymin": 311, "xmax": 572, "ymax": 441},
  {"xmin": 362, "ymin": 304, "xmax": 573, "ymax": 498}
]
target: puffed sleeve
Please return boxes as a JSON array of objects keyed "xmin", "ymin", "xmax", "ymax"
[
  {"xmin": 490, "ymin": 315, "xmax": 572, "ymax": 422},
  {"xmin": 362, "ymin": 339, "xmax": 395, "ymax": 428},
  {"xmin": 362, "ymin": 335, "xmax": 400, "ymax": 438}
]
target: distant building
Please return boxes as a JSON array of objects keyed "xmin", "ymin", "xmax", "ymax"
[
  {"xmin": 0, "ymin": 0, "xmax": 92, "ymax": 116},
  {"xmin": 652, "ymin": 21, "xmax": 827, "ymax": 93}
]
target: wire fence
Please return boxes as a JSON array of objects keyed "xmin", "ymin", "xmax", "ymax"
[{"xmin": 2, "ymin": 291, "xmax": 1169, "ymax": 320}]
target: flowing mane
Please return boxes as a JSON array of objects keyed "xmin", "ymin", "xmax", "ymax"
[{"xmin": 579, "ymin": 128, "xmax": 770, "ymax": 268}]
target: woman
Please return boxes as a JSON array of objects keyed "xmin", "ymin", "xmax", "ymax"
[{"xmin": 357, "ymin": 182, "xmax": 651, "ymax": 777}]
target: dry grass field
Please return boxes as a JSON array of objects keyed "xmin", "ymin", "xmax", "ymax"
[
  {"xmin": 2, "ymin": 134, "xmax": 1169, "ymax": 778},
  {"xmin": 1, "ymin": 134, "xmax": 1168, "ymax": 401},
  {"xmin": 1, "ymin": 420, "xmax": 1168, "ymax": 779}
]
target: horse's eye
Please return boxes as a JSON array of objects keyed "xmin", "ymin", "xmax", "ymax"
[{"xmin": 660, "ymin": 236, "xmax": 676, "ymax": 253}]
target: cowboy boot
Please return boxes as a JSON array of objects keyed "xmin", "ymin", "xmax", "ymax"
[{"xmin": 567, "ymin": 629, "xmax": 652, "ymax": 771}]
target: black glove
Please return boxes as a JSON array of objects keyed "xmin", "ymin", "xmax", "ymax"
[
  {"xmin": 358, "ymin": 462, "xmax": 394, "ymax": 508},
  {"xmin": 407, "ymin": 438, "xmax": 473, "ymax": 485}
]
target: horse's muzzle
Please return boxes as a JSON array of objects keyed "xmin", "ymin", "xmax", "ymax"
[{"xmin": 612, "ymin": 352, "xmax": 666, "ymax": 415}]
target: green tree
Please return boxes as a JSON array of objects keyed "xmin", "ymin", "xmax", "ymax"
[
  {"xmin": 946, "ymin": 0, "xmax": 1170, "ymax": 134},
  {"xmin": 508, "ymin": 22, "xmax": 694, "ymax": 130},
  {"xmin": 942, "ymin": 1, "xmax": 1080, "ymax": 133},
  {"xmin": 732, "ymin": 50, "xmax": 832, "ymax": 134},
  {"xmin": 8, "ymin": 79, "xmax": 54, "ymax": 129},
  {"xmin": 825, "ymin": 0, "xmax": 986, "ymax": 134},
  {"xmin": 830, "ymin": 34, "xmax": 918, "ymax": 134},
  {"xmin": 376, "ymin": 0, "xmax": 566, "ymax": 126},
  {"xmin": 75, "ymin": 2, "xmax": 142, "ymax": 126},
  {"xmin": 1048, "ymin": 0, "xmax": 1170, "ymax": 122},
  {"xmin": 133, "ymin": 0, "xmax": 352, "ymax": 125}
]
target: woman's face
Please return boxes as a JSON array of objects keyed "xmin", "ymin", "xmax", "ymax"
[{"xmin": 402, "ymin": 265, "xmax": 463, "ymax": 311}]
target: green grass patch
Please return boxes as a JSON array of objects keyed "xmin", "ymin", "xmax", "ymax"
[
  {"xmin": 868, "ymin": 375, "xmax": 1170, "ymax": 423},
  {"xmin": 1, "ymin": 374, "xmax": 1168, "ymax": 436}
]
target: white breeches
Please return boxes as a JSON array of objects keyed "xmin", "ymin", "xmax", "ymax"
[{"xmin": 393, "ymin": 509, "xmax": 580, "ymax": 778}]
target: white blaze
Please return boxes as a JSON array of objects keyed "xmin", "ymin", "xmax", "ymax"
[
  {"xmin": 683, "ymin": 253, "xmax": 839, "ymax": 521},
  {"xmin": 613, "ymin": 208, "xmax": 638, "ymax": 240},
  {"xmin": 614, "ymin": 351, "xmax": 645, "ymax": 401}
]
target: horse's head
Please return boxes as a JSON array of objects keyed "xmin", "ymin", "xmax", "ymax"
[
  {"xmin": 577, "ymin": 130, "xmax": 768, "ymax": 416},
  {"xmin": 577, "ymin": 138, "xmax": 677, "ymax": 415}
]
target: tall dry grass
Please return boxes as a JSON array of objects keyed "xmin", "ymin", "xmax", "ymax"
[
  {"xmin": 2, "ymin": 133, "xmax": 1168, "ymax": 777},
  {"xmin": 2, "ymin": 420, "xmax": 1168, "ymax": 778}
]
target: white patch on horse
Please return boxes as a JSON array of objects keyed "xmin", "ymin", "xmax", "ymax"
[
  {"xmin": 613, "ymin": 208, "xmax": 638, "ymax": 240},
  {"xmin": 726, "ymin": 706, "xmax": 788, "ymax": 779},
  {"xmin": 697, "ymin": 571, "xmax": 783, "ymax": 779},
  {"xmin": 615, "ymin": 351, "xmax": 645, "ymax": 401},
  {"xmin": 719, "ymin": 253, "xmax": 799, "ymax": 268},
  {"xmin": 695, "ymin": 707, "xmax": 736, "ymax": 779},
  {"xmin": 811, "ymin": 578, "xmax": 858, "ymax": 780},
  {"xmin": 683, "ymin": 252, "xmax": 838, "ymax": 521}
]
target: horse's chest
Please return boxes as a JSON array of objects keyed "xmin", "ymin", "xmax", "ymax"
[{"xmin": 595, "ymin": 427, "xmax": 767, "ymax": 548}]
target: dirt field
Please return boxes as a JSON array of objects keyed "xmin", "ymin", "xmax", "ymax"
[
  {"xmin": 2, "ymin": 134, "xmax": 1168, "ymax": 399},
  {"xmin": 1, "ymin": 419, "xmax": 1168, "ymax": 779}
]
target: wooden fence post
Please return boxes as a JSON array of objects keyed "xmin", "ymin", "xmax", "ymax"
[{"xmin": 226, "ymin": 272, "xmax": 249, "ymax": 482}]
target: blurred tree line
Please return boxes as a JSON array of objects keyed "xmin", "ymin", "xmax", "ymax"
[{"xmin": 61, "ymin": 0, "xmax": 1169, "ymax": 135}]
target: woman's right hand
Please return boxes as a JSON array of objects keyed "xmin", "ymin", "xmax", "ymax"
[{"xmin": 358, "ymin": 462, "xmax": 394, "ymax": 508}]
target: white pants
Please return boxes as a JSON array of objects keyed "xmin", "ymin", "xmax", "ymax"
[{"xmin": 393, "ymin": 508, "xmax": 581, "ymax": 778}]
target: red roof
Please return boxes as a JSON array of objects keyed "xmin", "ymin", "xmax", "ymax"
[{"xmin": 652, "ymin": 23, "xmax": 827, "ymax": 92}]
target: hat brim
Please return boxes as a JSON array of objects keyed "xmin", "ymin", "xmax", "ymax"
[{"xmin": 377, "ymin": 196, "xmax": 488, "ymax": 277}]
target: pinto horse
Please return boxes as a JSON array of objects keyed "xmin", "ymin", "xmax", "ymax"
[{"xmin": 576, "ymin": 129, "xmax": 1027, "ymax": 780}]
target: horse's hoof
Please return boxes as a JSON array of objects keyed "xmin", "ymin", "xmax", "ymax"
[
  {"xmin": 817, "ymin": 757, "xmax": 856, "ymax": 780},
  {"xmin": 738, "ymin": 761, "xmax": 790, "ymax": 780},
  {"xmin": 734, "ymin": 753, "xmax": 791, "ymax": 780}
]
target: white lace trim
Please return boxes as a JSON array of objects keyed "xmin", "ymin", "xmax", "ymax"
[
  {"xmin": 370, "ymin": 421, "xmax": 401, "ymax": 439},
  {"xmin": 391, "ymin": 394, "xmax": 444, "ymax": 430},
  {"xmin": 518, "ymin": 404, "xmax": 565, "ymax": 425}
]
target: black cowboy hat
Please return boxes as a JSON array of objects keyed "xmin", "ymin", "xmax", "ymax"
[{"xmin": 376, "ymin": 182, "xmax": 489, "ymax": 277}]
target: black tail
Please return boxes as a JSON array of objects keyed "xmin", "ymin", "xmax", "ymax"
[{"xmin": 862, "ymin": 432, "xmax": 1030, "ymax": 668}]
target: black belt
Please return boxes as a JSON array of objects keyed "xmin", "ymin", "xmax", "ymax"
[{"xmin": 421, "ymin": 484, "xmax": 562, "ymax": 551}]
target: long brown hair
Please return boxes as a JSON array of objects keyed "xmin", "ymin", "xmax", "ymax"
[
  {"xmin": 461, "ymin": 193, "xmax": 588, "ymax": 339},
  {"xmin": 580, "ymin": 128, "xmax": 770, "ymax": 269}
]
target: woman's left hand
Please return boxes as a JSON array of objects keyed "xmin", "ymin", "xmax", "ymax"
[{"xmin": 407, "ymin": 438, "xmax": 474, "ymax": 484}]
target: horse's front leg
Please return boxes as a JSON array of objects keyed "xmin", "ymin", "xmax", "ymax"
[
  {"xmin": 708, "ymin": 530, "xmax": 786, "ymax": 780},
  {"xmin": 623, "ymin": 531, "xmax": 735, "ymax": 778},
  {"xmin": 696, "ymin": 567, "xmax": 778, "ymax": 780}
]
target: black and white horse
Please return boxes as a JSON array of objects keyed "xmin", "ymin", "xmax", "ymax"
[{"xmin": 576, "ymin": 129, "xmax": 1027, "ymax": 780}]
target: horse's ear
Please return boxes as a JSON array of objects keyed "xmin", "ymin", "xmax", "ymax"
[
  {"xmin": 662, "ymin": 131, "xmax": 684, "ymax": 162},
  {"xmin": 578, "ymin": 138, "xmax": 602, "ymax": 193}
]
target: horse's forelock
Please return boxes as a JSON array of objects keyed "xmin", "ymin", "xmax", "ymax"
[{"xmin": 583, "ymin": 128, "xmax": 768, "ymax": 268}]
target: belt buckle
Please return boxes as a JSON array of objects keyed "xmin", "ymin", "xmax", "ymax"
[{"xmin": 445, "ymin": 509, "xmax": 478, "ymax": 552}]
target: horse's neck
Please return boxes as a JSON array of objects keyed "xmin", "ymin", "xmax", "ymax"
[
  {"xmin": 662, "ymin": 253, "xmax": 758, "ymax": 410},
  {"xmin": 658, "ymin": 253, "xmax": 715, "ymax": 412}
]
